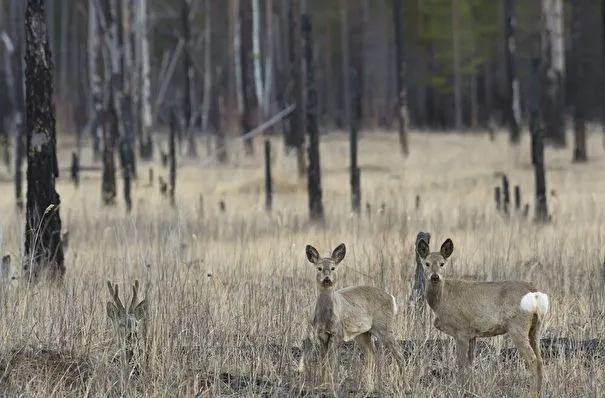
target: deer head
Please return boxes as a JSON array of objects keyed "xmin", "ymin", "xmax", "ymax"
[
  {"xmin": 106, "ymin": 280, "xmax": 148, "ymax": 344},
  {"xmin": 416, "ymin": 238, "xmax": 454, "ymax": 284},
  {"xmin": 305, "ymin": 243, "xmax": 346, "ymax": 288}
]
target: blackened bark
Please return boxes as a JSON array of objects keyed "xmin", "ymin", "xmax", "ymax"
[
  {"xmin": 288, "ymin": 0, "xmax": 306, "ymax": 175},
  {"xmin": 102, "ymin": 107, "xmax": 117, "ymax": 205},
  {"xmin": 181, "ymin": 0, "xmax": 196, "ymax": 157},
  {"xmin": 210, "ymin": 0, "xmax": 226, "ymax": 163},
  {"xmin": 349, "ymin": 4, "xmax": 362, "ymax": 214},
  {"xmin": 530, "ymin": 55, "xmax": 549, "ymax": 223},
  {"xmin": 302, "ymin": 14, "xmax": 323, "ymax": 221},
  {"xmin": 504, "ymin": 0, "xmax": 521, "ymax": 145},
  {"xmin": 239, "ymin": 0, "xmax": 256, "ymax": 155},
  {"xmin": 169, "ymin": 108, "xmax": 177, "ymax": 206},
  {"xmin": 572, "ymin": 0, "xmax": 588, "ymax": 162},
  {"xmin": 264, "ymin": 139, "xmax": 272, "ymax": 211},
  {"xmin": 23, "ymin": 0, "xmax": 65, "ymax": 282},
  {"xmin": 392, "ymin": 0, "xmax": 409, "ymax": 155}
]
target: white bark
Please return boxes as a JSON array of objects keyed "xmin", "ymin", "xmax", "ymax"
[
  {"xmin": 543, "ymin": 0, "xmax": 564, "ymax": 75},
  {"xmin": 252, "ymin": 0, "xmax": 264, "ymax": 113},
  {"xmin": 88, "ymin": 0, "xmax": 103, "ymax": 142}
]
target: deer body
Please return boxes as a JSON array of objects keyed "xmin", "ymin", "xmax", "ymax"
[
  {"xmin": 300, "ymin": 244, "xmax": 405, "ymax": 390},
  {"xmin": 417, "ymin": 238, "xmax": 549, "ymax": 397}
]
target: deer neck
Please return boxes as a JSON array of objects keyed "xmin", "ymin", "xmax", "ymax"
[
  {"xmin": 314, "ymin": 286, "xmax": 336, "ymax": 332},
  {"xmin": 425, "ymin": 279, "xmax": 444, "ymax": 311}
]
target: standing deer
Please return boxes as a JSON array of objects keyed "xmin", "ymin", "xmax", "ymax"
[
  {"xmin": 106, "ymin": 280, "xmax": 148, "ymax": 372},
  {"xmin": 298, "ymin": 243, "xmax": 406, "ymax": 390},
  {"xmin": 416, "ymin": 238, "xmax": 549, "ymax": 397}
]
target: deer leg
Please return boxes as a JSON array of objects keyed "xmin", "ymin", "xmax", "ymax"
[
  {"xmin": 468, "ymin": 337, "xmax": 476, "ymax": 364},
  {"xmin": 319, "ymin": 335, "xmax": 334, "ymax": 386},
  {"xmin": 355, "ymin": 332, "xmax": 376, "ymax": 391},
  {"xmin": 510, "ymin": 329, "xmax": 539, "ymax": 398},
  {"xmin": 455, "ymin": 336, "xmax": 471, "ymax": 386},
  {"xmin": 528, "ymin": 315, "xmax": 543, "ymax": 397},
  {"xmin": 298, "ymin": 336, "xmax": 313, "ymax": 374}
]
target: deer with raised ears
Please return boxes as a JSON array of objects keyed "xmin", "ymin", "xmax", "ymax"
[
  {"xmin": 106, "ymin": 280, "xmax": 149, "ymax": 370},
  {"xmin": 298, "ymin": 243, "xmax": 406, "ymax": 390},
  {"xmin": 417, "ymin": 238, "xmax": 549, "ymax": 397}
]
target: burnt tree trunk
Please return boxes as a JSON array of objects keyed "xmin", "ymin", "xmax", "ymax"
[
  {"xmin": 23, "ymin": 0, "xmax": 65, "ymax": 282},
  {"xmin": 392, "ymin": 0, "xmax": 409, "ymax": 155},
  {"xmin": 303, "ymin": 14, "xmax": 323, "ymax": 221},
  {"xmin": 239, "ymin": 0, "xmax": 256, "ymax": 156},
  {"xmin": 572, "ymin": 0, "xmax": 588, "ymax": 163},
  {"xmin": 288, "ymin": 0, "xmax": 306, "ymax": 176},
  {"xmin": 349, "ymin": 3, "xmax": 362, "ymax": 214},
  {"xmin": 102, "ymin": 107, "xmax": 118, "ymax": 205},
  {"xmin": 504, "ymin": 0, "xmax": 521, "ymax": 145},
  {"xmin": 169, "ymin": 108, "xmax": 177, "ymax": 206},
  {"xmin": 530, "ymin": 55, "xmax": 549, "ymax": 223},
  {"xmin": 210, "ymin": 0, "xmax": 227, "ymax": 163},
  {"xmin": 181, "ymin": 0, "xmax": 196, "ymax": 157}
]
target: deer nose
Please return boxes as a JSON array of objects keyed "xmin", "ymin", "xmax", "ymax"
[
  {"xmin": 430, "ymin": 274, "xmax": 440, "ymax": 282},
  {"xmin": 322, "ymin": 277, "xmax": 331, "ymax": 283}
]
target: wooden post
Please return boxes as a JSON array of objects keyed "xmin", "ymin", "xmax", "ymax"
[
  {"xmin": 410, "ymin": 232, "xmax": 431, "ymax": 304},
  {"xmin": 303, "ymin": 14, "xmax": 323, "ymax": 221},
  {"xmin": 530, "ymin": 54, "xmax": 549, "ymax": 222},
  {"xmin": 514, "ymin": 185, "xmax": 521, "ymax": 212},
  {"xmin": 495, "ymin": 186, "xmax": 501, "ymax": 212},
  {"xmin": 148, "ymin": 167, "xmax": 153, "ymax": 187},
  {"xmin": 350, "ymin": 71, "xmax": 361, "ymax": 215},
  {"xmin": 264, "ymin": 139, "xmax": 272, "ymax": 211}
]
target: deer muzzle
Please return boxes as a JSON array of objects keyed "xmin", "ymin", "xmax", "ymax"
[{"xmin": 430, "ymin": 273, "xmax": 440, "ymax": 282}]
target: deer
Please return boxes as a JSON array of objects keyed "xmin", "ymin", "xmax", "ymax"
[
  {"xmin": 298, "ymin": 243, "xmax": 406, "ymax": 390},
  {"xmin": 416, "ymin": 238, "xmax": 549, "ymax": 398},
  {"xmin": 106, "ymin": 280, "xmax": 149, "ymax": 373}
]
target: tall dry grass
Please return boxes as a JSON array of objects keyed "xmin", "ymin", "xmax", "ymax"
[{"xmin": 0, "ymin": 130, "xmax": 604, "ymax": 397}]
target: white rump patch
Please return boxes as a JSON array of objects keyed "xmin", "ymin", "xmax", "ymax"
[{"xmin": 520, "ymin": 292, "xmax": 550, "ymax": 315}]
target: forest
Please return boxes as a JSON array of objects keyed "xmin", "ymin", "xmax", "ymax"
[{"xmin": 0, "ymin": 0, "xmax": 603, "ymax": 397}]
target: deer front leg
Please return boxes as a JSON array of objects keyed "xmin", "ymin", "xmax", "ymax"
[{"xmin": 318, "ymin": 333, "xmax": 333, "ymax": 385}]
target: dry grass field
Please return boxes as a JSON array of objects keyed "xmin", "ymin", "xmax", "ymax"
[{"xmin": 0, "ymin": 129, "xmax": 604, "ymax": 397}]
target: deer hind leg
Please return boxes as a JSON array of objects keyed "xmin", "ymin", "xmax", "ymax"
[
  {"xmin": 355, "ymin": 332, "xmax": 376, "ymax": 391},
  {"xmin": 528, "ymin": 314, "xmax": 543, "ymax": 397},
  {"xmin": 510, "ymin": 326, "xmax": 539, "ymax": 398}
]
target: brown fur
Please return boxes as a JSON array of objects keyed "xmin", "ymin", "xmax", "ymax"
[
  {"xmin": 417, "ymin": 238, "xmax": 548, "ymax": 397},
  {"xmin": 299, "ymin": 243, "xmax": 406, "ymax": 390}
]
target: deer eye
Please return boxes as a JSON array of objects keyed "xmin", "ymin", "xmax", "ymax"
[
  {"xmin": 440, "ymin": 263, "xmax": 444, "ymax": 267},
  {"xmin": 317, "ymin": 267, "xmax": 322, "ymax": 271},
  {"xmin": 330, "ymin": 267, "xmax": 335, "ymax": 271},
  {"xmin": 425, "ymin": 262, "xmax": 431, "ymax": 267}
]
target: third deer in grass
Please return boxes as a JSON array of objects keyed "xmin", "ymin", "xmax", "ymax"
[
  {"xmin": 417, "ymin": 238, "xmax": 549, "ymax": 397},
  {"xmin": 298, "ymin": 243, "xmax": 406, "ymax": 390}
]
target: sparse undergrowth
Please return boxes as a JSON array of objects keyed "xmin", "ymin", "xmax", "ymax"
[{"xmin": 0, "ymin": 131, "xmax": 604, "ymax": 397}]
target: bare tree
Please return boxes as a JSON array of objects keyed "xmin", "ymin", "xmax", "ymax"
[
  {"xmin": 392, "ymin": 0, "xmax": 409, "ymax": 155},
  {"xmin": 181, "ymin": 0, "xmax": 196, "ymax": 157},
  {"xmin": 239, "ymin": 0, "xmax": 257, "ymax": 155},
  {"xmin": 571, "ymin": 0, "xmax": 588, "ymax": 162},
  {"xmin": 10, "ymin": 0, "xmax": 26, "ymax": 208},
  {"xmin": 23, "ymin": 0, "xmax": 65, "ymax": 282},
  {"xmin": 504, "ymin": 0, "xmax": 521, "ymax": 144},
  {"xmin": 288, "ymin": 0, "xmax": 305, "ymax": 175}
]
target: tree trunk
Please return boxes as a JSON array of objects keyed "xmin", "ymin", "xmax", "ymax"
[
  {"xmin": 169, "ymin": 108, "xmax": 177, "ymax": 206},
  {"xmin": 303, "ymin": 14, "xmax": 323, "ymax": 221},
  {"xmin": 11, "ymin": 0, "xmax": 26, "ymax": 209},
  {"xmin": 572, "ymin": 0, "xmax": 588, "ymax": 162},
  {"xmin": 239, "ymin": 0, "xmax": 256, "ymax": 155},
  {"xmin": 288, "ymin": 0, "xmax": 306, "ymax": 175},
  {"xmin": 542, "ymin": 0, "xmax": 566, "ymax": 147},
  {"xmin": 392, "ymin": 0, "xmax": 409, "ymax": 155},
  {"xmin": 452, "ymin": 0, "xmax": 462, "ymax": 130},
  {"xmin": 23, "ymin": 0, "xmax": 65, "ymax": 283},
  {"xmin": 117, "ymin": 0, "xmax": 133, "ymax": 210},
  {"xmin": 181, "ymin": 0, "xmax": 196, "ymax": 157},
  {"xmin": 252, "ymin": 0, "xmax": 264, "ymax": 119},
  {"xmin": 504, "ymin": 0, "xmax": 521, "ymax": 144},
  {"xmin": 88, "ymin": 0, "xmax": 102, "ymax": 160},
  {"xmin": 529, "ymin": 55, "xmax": 549, "ymax": 222},
  {"xmin": 209, "ymin": 0, "xmax": 226, "ymax": 163},
  {"xmin": 340, "ymin": 0, "xmax": 351, "ymax": 132}
]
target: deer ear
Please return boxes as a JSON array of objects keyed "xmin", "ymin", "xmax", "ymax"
[
  {"xmin": 440, "ymin": 239, "xmax": 454, "ymax": 259},
  {"xmin": 106, "ymin": 301, "xmax": 120, "ymax": 322},
  {"xmin": 416, "ymin": 239, "xmax": 430, "ymax": 259},
  {"xmin": 133, "ymin": 299, "xmax": 148, "ymax": 321},
  {"xmin": 306, "ymin": 245, "xmax": 320, "ymax": 264},
  {"xmin": 331, "ymin": 243, "xmax": 346, "ymax": 264}
]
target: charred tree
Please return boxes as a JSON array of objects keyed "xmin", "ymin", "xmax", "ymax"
[
  {"xmin": 264, "ymin": 139, "xmax": 272, "ymax": 211},
  {"xmin": 209, "ymin": 0, "xmax": 227, "ymax": 163},
  {"xmin": 572, "ymin": 0, "xmax": 588, "ymax": 163},
  {"xmin": 504, "ymin": 0, "xmax": 521, "ymax": 145},
  {"xmin": 88, "ymin": 0, "xmax": 103, "ymax": 160},
  {"xmin": 530, "ymin": 54, "xmax": 549, "ymax": 223},
  {"xmin": 169, "ymin": 108, "xmax": 177, "ymax": 206},
  {"xmin": 392, "ymin": 0, "xmax": 409, "ymax": 155},
  {"xmin": 542, "ymin": 0, "xmax": 566, "ymax": 147},
  {"xmin": 23, "ymin": 0, "xmax": 65, "ymax": 282},
  {"xmin": 239, "ymin": 0, "xmax": 256, "ymax": 156},
  {"xmin": 181, "ymin": 0, "xmax": 196, "ymax": 157},
  {"xmin": 303, "ymin": 14, "xmax": 323, "ymax": 221},
  {"xmin": 349, "ymin": 3, "xmax": 362, "ymax": 214},
  {"xmin": 288, "ymin": 0, "xmax": 306, "ymax": 175},
  {"xmin": 102, "ymin": 107, "xmax": 118, "ymax": 205}
]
